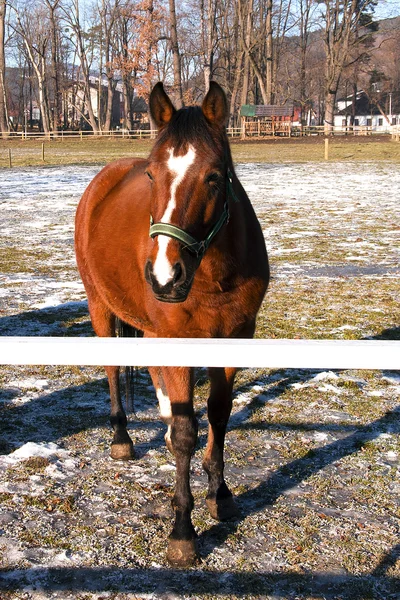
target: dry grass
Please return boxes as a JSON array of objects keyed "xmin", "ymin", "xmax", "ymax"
[{"xmin": 1, "ymin": 134, "xmax": 400, "ymax": 168}]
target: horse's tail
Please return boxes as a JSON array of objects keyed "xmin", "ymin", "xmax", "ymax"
[{"xmin": 115, "ymin": 317, "xmax": 143, "ymax": 414}]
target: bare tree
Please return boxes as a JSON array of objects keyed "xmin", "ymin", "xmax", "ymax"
[
  {"xmin": 265, "ymin": 0, "xmax": 273, "ymax": 103},
  {"xmin": 321, "ymin": 0, "xmax": 377, "ymax": 134},
  {"xmin": 112, "ymin": 0, "xmax": 160, "ymax": 129},
  {"xmin": 62, "ymin": 0, "xmax": 100, "ymax": 132},
  {"xmin": 238, "ymin": 0, "xmax": 276, "ymax": 104},
  {"xmin": 43, "ymin": 0, "xmax": 62, "ymax": 132},
  {"xmin": 0, "ymin": 0, "xmax": 8, "ymax": 136},
  {"xmin": 297, "ymin": 0, "xmax": 316, "ymax": 124},
  {"xmin": 201, "ymin": 0, "xmax": 218, "ymax": 91},
  {"xmin": 239, "ymin": 0, "xmax": 253, "ymax": 105},
  {"xmin": 168, "ymin": 0, "xmax": 183, "ymax": 107},
  {"xmin": 12, "ymin": 2, "xmax": 52, "ymax": 134},
  {"xmin": 98, "ymin": 0, "xmax": 120, "ymax": 131}
]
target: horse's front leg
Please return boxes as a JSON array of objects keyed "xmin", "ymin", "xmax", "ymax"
[
  {"xmin": 203, "ymin": 367, "xmax": 239, "ymax": 520},
  {"xmin": 151, "ymin": 366, "xmax": 198, "ymax": 567}
]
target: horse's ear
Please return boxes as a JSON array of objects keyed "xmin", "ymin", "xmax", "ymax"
[
  {"xmin": 149, "ymin": 82, "xmax": 176, "ymax": 129},
  {"xmin": 202, "ymin": 81, "xmax": 228, "ymax": 128}
]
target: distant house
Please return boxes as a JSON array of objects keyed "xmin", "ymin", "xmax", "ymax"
[
  {"xmin": 334, "ymin": 90, "xmax": 400, "ymax": 131},
  {"xmin": 64, "ymin": 79, "xmax": 149, "ymax": 130}
]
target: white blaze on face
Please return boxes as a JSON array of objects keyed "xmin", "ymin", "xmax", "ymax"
[{"xmin": 152, "ymin": 145, "xmax": 196, "ymax": 286}]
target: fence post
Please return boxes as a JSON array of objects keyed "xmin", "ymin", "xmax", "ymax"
[
  {"xmin": 8, "ymin": 148, "xmax": 12, "ymax": 168},
  {"xmin": 42, "ymin": 143, "xmax": 45, "ymax": 162},
  {"xmin": 324, "ymin": 138, "xmax": 329, "ymax": 160}
]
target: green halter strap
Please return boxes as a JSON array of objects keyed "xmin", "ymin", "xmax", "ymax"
[{"xmin": 149, "ymin": 167, "xmax": 239, "ymax": 259}]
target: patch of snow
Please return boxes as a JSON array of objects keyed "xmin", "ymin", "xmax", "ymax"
[
  {"xmin": 6, "ymin": 378, "xmax": 49, "ymax": 390},
  {"xmin": 312, "ymin": 371, "xmax": 340, "ymax": 382},
  {"xmin": 317, "ymin": 384, "xmax": 343, "ymax": 394},
  {"xmin": 386, "ymin": 451, "xmax": 398, "ymax": 461},
  {"xmin": 291, "ymin": 382, "xmax": 308, "ymax": 390},
  {"xmin": 33, "ymin": 295, "xmax": 64, "ymax": 309},
  {"xmin": 382, "ymin": 374, "xmax": 400, "ymax": 384},
  {"xmin": 233, "ymin": 392, "xmax": 252, "ymax": 404},
  {"xmin": 314, "ymin": 432, "xmax": 329, "ymax": 441},
  {"xmin": 1, "ymin": 441, "xmax": 69, "ymax": 465},
  {"xmin": 158, "ymin": 464, "xmax": 176, "ymax": 471},
  {"xmin": 251, "ymin": 385, "xmax": 264, "ymax": 393}
]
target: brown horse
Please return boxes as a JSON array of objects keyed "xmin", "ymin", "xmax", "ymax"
[{"xmin": 75, "ymin": 81, "xmax": 269, "ymax": 567}]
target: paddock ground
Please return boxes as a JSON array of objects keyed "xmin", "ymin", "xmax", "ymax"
[
  {"xmin": 0, "ymin": 160, "xmax": 399, "ymax": 599},
  {"xmin": 1, "ymin": 134, "xmax": 400, "ymax": 168}
]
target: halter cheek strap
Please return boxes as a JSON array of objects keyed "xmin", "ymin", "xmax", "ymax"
[{"xmin": 149, "ymin": 168, "xmax": 238, "ymax": 259}]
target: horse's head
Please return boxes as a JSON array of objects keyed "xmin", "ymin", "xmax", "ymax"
[{"xmin": 144, "ymin": 81, "xmax": 233, "ymax": 303}]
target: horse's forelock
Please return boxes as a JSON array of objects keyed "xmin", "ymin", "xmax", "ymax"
[{"xmin": 153, "ymin": 106, "xmax": 225, "ymax": 160}]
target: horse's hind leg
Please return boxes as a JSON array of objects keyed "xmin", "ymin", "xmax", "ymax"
[
  {"xmin": 203, "ymin": 367, "xmax": 239, "ymax": 521},
  {"xmin": 88, "ymin": 297, "xmax": 134, "ymax": 461}
]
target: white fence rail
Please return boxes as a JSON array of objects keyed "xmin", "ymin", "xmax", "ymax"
[{"xmin": 0, "ymin": 337, "xmax": 399, "ymax": 370}]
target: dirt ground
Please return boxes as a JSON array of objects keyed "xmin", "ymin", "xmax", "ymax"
[{"xmin": 0, "ymin": 161, "xmax": 399, "ymax": 599}]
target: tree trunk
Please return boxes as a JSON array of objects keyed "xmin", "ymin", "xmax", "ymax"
[
  {"xmin": 299, "ymin": 0, "xmax": 311, "ymax": 125},
  {"xmin": 238, "ymin": 0, "xmax": 268, "ymax": 104},
  {"xmin": 16, "ymin": 18, "xmax": 51, "ymax": 135},
  {"xmin": 265, "ymin": 0, "xmax": 273, "ymax": 104},
  {"xmin": 104, "ymin": 80, "xmax": 115, "ymax": 131},
  {"xmin": 322, "ymin": 0, "xmax": 374, "ymax": 135},
  {"xmin": 122, "ymin": 76, "xmax": 134, "ymax": 130},
  {"xmin": 202, "ymin": 0, "xmax": 215, "ymax": 92},
  {"xmin": 230, "ymin": 51, "xmax": 244, "ymax": 127},
  {"xmin": 45, "ymin": 1, "xmax": 61, "ymax": 133},
  {"xmin": 0, "ymin": 0, "xmax": 9, "ymax": 137},
  {"xmin": 65, "ymin": 0, "xmax": 99, "ymax": 133},
  {"xmin": 324, "ymin": 88, "xmax": 337, "ymax": 135},
  {"xmin": 240, "ymin": 0, "xmax": 253, "ymax": 106},
  {"xmin": 168, "ymin": 0, "xmax": 183, "ymax": 108}
]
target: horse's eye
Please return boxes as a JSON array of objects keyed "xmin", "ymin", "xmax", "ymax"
[
  {"xmin": 206, "ymin": 172, "xmax": 222, "ymax": 186},
  {"xmin": 145, "ymin": 170, "xmax": 154, "ymax": 182}
]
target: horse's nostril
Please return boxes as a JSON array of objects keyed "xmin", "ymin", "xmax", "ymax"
[
  {"xmin": 172, "ymin": 262, "xmax": 184, "ymax": 286},
  {"xmin": 144, "ymin": 260, "xmax": 154, "ymax": 284}
]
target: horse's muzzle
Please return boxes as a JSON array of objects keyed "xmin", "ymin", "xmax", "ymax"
[{"xmin": 144, "ymin": 259, "xmax": 194, "ymax": 303}]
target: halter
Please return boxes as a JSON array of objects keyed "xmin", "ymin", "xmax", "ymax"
[{"xmin": 149, "ymin": 168, "xmax": 239, "ymax": 259}]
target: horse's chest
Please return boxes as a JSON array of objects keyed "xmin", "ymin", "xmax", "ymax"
[{"xmin": 152, "ymin": 284, "xmax": 258, "ymax": 338}]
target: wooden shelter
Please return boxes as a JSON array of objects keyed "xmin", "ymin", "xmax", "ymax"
[{"xmin": 240, "ymin": 104, "xmax": 294, "ymax": 137}]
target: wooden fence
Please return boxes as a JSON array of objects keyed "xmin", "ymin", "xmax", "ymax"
[
  {"xmin": 0, "ymin": 337, "xmax": 399, "ymax": 370},
  {"xmin": 3, "ymin": 125, "xmax": 398, "ymax": 141},
  {"xmin": 3, "ymin": 128, "xmax": 241, "ymax": 140}
]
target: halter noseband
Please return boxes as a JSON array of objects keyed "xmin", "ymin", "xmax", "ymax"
[{"xmin": 149, "ymin": 168, "xmax": 239, "ymax": 259}]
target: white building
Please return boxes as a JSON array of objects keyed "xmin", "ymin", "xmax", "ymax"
[{"xmin": 334, "ymin": 90, "xmax": 400, "ymax": 132}]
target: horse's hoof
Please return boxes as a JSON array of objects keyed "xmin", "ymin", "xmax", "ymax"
[
  {"xmin": 110, "ymin": 441, "xmax": 135, "ymax": 461},
  {"xmin": 167, "ymin": 538, "xmax": 199, "ymax": 568},
  {"xmin": 206, "ymin": 496, "xmax": 240, "ymax": 521}
]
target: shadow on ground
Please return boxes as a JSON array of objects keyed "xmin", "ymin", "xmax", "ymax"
[{"xmin": 0, "ymin": 564, "xmax": 398, "ymax": 598}]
